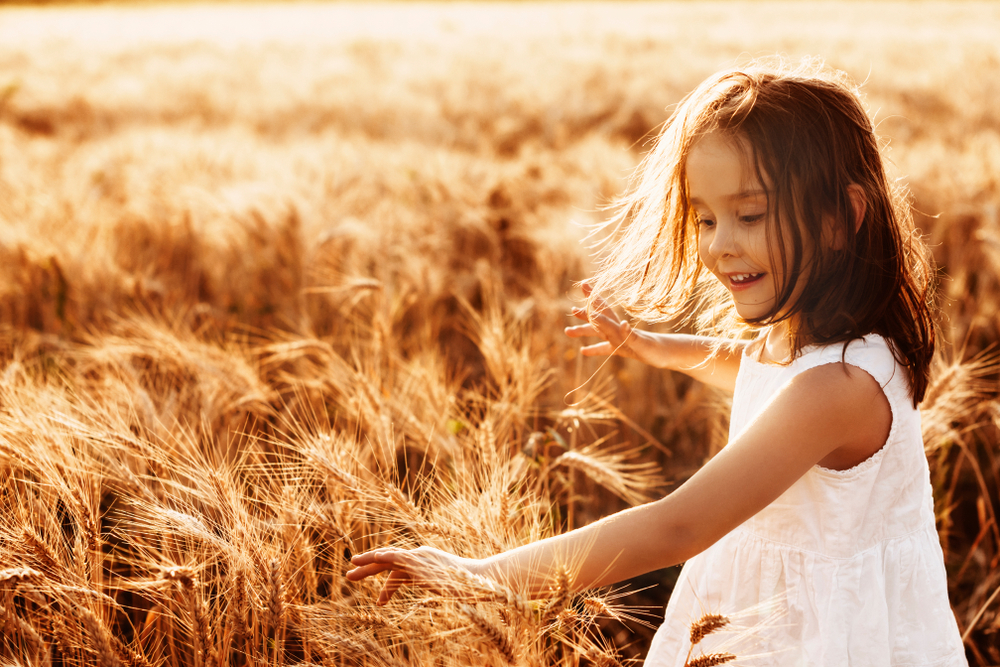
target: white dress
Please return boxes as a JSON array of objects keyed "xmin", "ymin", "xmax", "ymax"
[{"xmin": 645, "ymin": 335, "xmax": 967, "ymax": 667}]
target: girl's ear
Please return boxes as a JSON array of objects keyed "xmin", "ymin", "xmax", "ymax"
[{"xmin": 826, "ymin": 184, "xmax": 868, "ymax": 250}]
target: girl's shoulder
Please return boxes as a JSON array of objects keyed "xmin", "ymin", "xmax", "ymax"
[
  {"xmin": 804, "ymin": 335, "xmax": 916, "ymax": 410},
  {"xmin": 800, "ymin": 334, "xmax": 899, "ymax": 384},
  {"xmin": 743, "ymin": 333, "xmax": 907, "ymax": 399}
]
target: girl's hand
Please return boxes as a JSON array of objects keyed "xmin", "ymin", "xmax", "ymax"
[
  {"xmin": 346, "ymin": 546, "xmax": 480, "ymax": 605},
  {"xmin": 565, "ymin": 283, "xmax": 645, "ymax": 362}
]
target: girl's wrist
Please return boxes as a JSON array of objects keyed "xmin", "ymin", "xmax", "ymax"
[{"xmin": 465, "ymin": 555, "xmax": 492, "ymax": 579}]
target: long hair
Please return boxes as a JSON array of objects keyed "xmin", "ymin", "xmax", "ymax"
[{"xmin": 589, "ymin": 58, "xmax": 936, "ymax": 406}]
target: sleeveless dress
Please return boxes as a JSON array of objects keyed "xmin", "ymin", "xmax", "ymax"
[{"xmin": 645, "ymin": 335, "xmax": 967, "ymax": 667}]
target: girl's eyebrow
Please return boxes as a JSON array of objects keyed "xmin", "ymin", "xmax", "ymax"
[{"xmin": 689, "ymin": 189, "xmax": 768, "ymax": 205}]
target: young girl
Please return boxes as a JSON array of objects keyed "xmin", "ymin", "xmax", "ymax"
[{"xmin": 347, "ymin": 59, "xmax": 968, "ymax": 666}]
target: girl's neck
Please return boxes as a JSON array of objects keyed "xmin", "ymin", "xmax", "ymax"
[{"xmin": 759, "ymin": 321, "xmax": 794, "ymax": 364}]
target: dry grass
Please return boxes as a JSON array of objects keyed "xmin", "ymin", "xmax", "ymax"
[{"xmin": 0, "ymin": 1, "xmax": 999, "ymax": 664}]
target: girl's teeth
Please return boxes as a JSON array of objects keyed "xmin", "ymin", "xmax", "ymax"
[{"xmin": 731, "ymin": 273, "xmax": 761, "ymax": 283}]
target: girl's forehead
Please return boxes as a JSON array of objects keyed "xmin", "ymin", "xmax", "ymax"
[{"xmin": 686, "ymin": 133, "xmax": 765, "ymax": 201}]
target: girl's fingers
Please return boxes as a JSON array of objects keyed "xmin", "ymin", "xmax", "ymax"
[
  {"xmin": 378, "ymin": 570, "xmax": 412, "ymax": 606},
  {"xmin": 347, "ymin": 548, "xmax": 415, "ymax": 580},
  {"xmin": 581, "ymin": 341, "xmax": 614, "ymax": 357},
  {"xmin": 345, "ymin": 562, "xmax": 396, "ymax": 581},
  {"xmin": 350, "ymin": 548, "xmax": 396, "ymax": 564},
  {"xmin": 565, "ymin": 323, "xmax": 598, "ymax": 338}
]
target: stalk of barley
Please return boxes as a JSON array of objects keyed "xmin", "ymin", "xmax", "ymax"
[
  {"xmin": 689, "ymin": 613, "xmax": 730, "ymax": 645},
  {"xmin": 1, "ymin": 600, "xmax": 45, "ymax": 662},
  {"xmin": 685, "ymin": 652, "xmax": 737, "ymax": 667},
  {"xmin": 70, "ymin": 484, "xmax": 100, "ymax": 557},
  {"xmin": 542, "ymin": 565, "xmax": 570, "ymax": 623},
  {"xmin": 22, "ymin": 527, "xmax": 62, "ymax": 580},
  {"xmin": 584, "ymin": 647, "xmax": 624, "ymax": 667},
  {"xmin": 460, "ymin": 603, "xmax": 516, "ymax": 664},
  {"xmin": 78, "ymin": 607, "xmax": 123, "ymax": 667},
  {"xmin": 0, "ymin": 567, "xmax": 43, "ymax": 586},
  {"xmin": 191, "ymin": 586, "xmax": 215, "ymax": 667},
  {"xmin": 325, "ymin": 632, "xmax": 395, "ymax": 666},
  {"xmin": 443, "ymin": 566, "xmax": 532, "ymax": 620},
  {"xmin": 499, "ymin": 488, "xmax": 511, "ymax": 537},
  {"xmin": 381, "ymin": 482, "xmax": 464, "ymax": 540},
  {"xmin": 161, "ymin": 566, "xmax": 213, "ymax": 667},
  {"xmin": 557, "ymin": 607, "xmax": 579, "ymax": 631},
  {"xmin": 340, "ymin": 610, "xmax": 391, "ymax": 628},
  {"xmin": 162, "ymin": 565, "xmax": 197, "ymax": 590},
  {"xmin": 51, "ymin": 612, "xmax": 74, "ymax": 665},
  {"xmin": 111, "ymin": 636, "xmax": 156, "ymax": 667},
  {"xmin": 267, "ymin": 558, "xmax": 286, "ymax": 667},
  {"xmin": 582, "ymin": 597, "xmax": 610, "ymax": 616},
  {"xmin": 24, "ymin": 589, "xmax": 53, "ymax": 667},
  {"xmin": 309, "ymin": 452, "xmax": 363, "ymax": 497},
  {"xmin": 223, "ymin": 567, "xmax": 248, "ymax": 666}
]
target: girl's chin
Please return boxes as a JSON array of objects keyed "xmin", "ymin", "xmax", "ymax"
[{"xmin": 732, "ymin": 301, "xmax": 776, "ymax": 321}]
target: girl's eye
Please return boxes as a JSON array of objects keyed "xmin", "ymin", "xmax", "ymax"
[
  {"xmin": 740, "ymin": 213, "xmax": 765, "ymax": 224},
  {"xmin": 696, "ymin": 216, "xmax": 715, "ymax": 227}
]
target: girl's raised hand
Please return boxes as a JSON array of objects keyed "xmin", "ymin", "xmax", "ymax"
[
  {"xmin": 346, "ymin": 546, "xmax": 480, "ymax": 605},
  {"xmin": 565, "ymin": 283, "xmax": 644, "ymax": 362}
]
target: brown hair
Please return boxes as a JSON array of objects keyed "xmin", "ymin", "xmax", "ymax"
[{"xmin": 589, "ymin": 58, "xmax": 936, "ymax": 406}]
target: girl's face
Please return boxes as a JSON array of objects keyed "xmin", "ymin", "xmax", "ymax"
[{"xmin": 688, "ymin": 132, "xmax": 804, "ymax": 322}]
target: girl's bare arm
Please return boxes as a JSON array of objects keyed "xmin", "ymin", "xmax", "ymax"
[
  {"xmin": 564, "ymin": 284, "xmax": 744, "ymax": 392},
  {"xmin": 347, "ymin": 362, "xmax": 891, "ymax": 602}
]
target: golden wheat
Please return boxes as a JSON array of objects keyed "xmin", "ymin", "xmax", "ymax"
[
  {"xmin": 0, "ymin": 2, "xmax": 997, "ymax": 665},
  {"xmin": 685, "ymin": 653, "xmax": 737, "ymax": 667},
  {"xmin": 689, "ymin": 613, "xmax": 730, "ymax": 646}
]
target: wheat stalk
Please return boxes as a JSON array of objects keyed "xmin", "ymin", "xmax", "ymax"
[
  {"xmin": 542, "ymin": 565, "xmax": 571, "ymax": 624},
  {"xmin": 584, "ymin": 647, "xmax": 624, "ymax": 667},
  {"xmin": 685, "ymin": 653, "xmax": 737, "ymax": 667},
  {"xmin": 161, "ymin": 565, "xmax": 214, "ymax": 667},
  {"xmin": 21, "ymin": 527, "xmax": 62, "ymax": 581},
  {"xmin": 460, "ymin": 603, "xmax": 517, "ymax": 664},
  {"xmin": 0, "ymin": 600, "xmax": 45, "ymax": 662},
  {"xmin": 443, "ymin": 566, "xmax": 533, "ymax": 620},
  {"xmin": 689, "ymin": 613, "xmax": 730, "ymax": 645},
  {"xmin": 0, "ymin": 566, "xmax": 44, "ymax": 586},
  {"xmin": 267, "ymin": 558, "xmax": 286, "ymax": 666},
  {"xmin": 78, "ymin": 607, "xmax": 123, "ymax": 667}
]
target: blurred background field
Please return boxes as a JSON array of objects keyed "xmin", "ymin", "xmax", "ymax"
[{"xmin": 0, "ymin": 1, "xmax": 999, "ymax": 664}]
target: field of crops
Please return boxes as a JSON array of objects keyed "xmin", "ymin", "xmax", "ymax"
[{"xmin": 1, "ymin": 1, "xmax": 999, "ymax": 665}]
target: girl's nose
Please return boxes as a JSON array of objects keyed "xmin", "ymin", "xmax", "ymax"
[{"xmin": 708, "ymin": 219, "xmax": 739, "ymax": 259}]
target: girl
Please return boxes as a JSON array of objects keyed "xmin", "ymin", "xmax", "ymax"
[{"xmin": 347, "ymin": 59, "xmax": 968, "ymax": 666}]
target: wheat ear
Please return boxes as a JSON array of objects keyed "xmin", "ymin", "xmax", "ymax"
[
  {"xmin": 542, "ymin": 565, "xmax": 571, "ymax": 623},
  {"xmin": 78, "ymin": 607, "xmax": 123, "ymax": 667},
  {"xmin": 584, "ymin": 647, "xmax": 624, "ymax": 667},
  {"xmin": 267, "ymin": 558, "xmax": 286, "ymax": 666},
  {"xmin": 224, "ymin": 567, "xmax": 248, "ymax": 666},
  {"xmin": 1, "ymin": 600, "xmax": 45, "ymax": 662},
  {"xmin": 22, "ymin": 527, "xmax": 62, "ymax": 580},
  {"xmin": 460, "ymin": 604, "xmax": 516, "ymax": 664},
  {"xmin": 162, "ymin": 566, "xmax": 213, "ymax": 667},
  {"xmin": 0, "ymin": 566, "xmax": 44, "ymax": 586},
  {"xmin": 442, "ymin": 566, "xmax": 532, "ymax": 620},
  {"xmin": 689, "ymin": 613, "xmax": 730, "ymax": 645},
  {"xmin": 686, "ymin": 653, "xmax": 737, "ymax": 667}
]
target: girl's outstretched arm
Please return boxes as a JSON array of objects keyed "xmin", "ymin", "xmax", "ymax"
[
  {"xmin": 347, "ymin": 362, "xmax": 891, "ymax": 604},
  {"xmin": 565, "ymin": 283, "xmax": 744, "ymax": 391}
]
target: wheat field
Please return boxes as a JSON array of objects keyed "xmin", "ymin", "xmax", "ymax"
[{"xmin": 0, "ymin": 1, "xmax": 998, "ymax": 665}]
